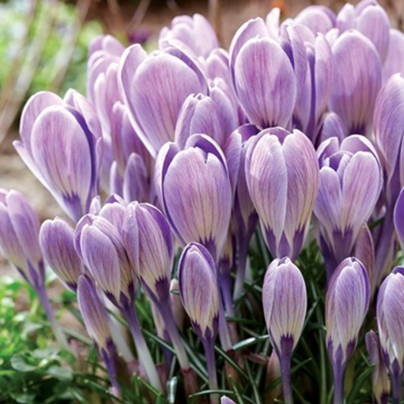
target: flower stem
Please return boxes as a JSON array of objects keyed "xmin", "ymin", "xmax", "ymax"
[
  {"xmin": 279, "ymin": 352, "xmax": 293, "ymax": 404},
  {"xmin": 121, "ymin": 303, "xmax": 163, "ymax": 392},
  {"xmin": 100, "ymin": 342, "xmax": 121, "ymax": 398},
  {"xmin": 233, "ymin": 240, "xmax": 248, "ymax": 300},
  {"xmin": 332, "ymin": 360, "xmax": 346, "ymax": 404},
  {"xmin": 36, "ymin": 284, "xmax": 70, "ymax": 352},
  {"xmin": 203, "ymin": 337, "xmax": 219, "ymax": 404},
  {"xmin": 157, "ymin": 301, "xmax": 199, "ymax": 399},
  {"xmin": 391, "ymin": 370, "xmax": 402, "ymax": 404}
]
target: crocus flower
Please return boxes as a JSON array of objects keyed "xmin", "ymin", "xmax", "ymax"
[
  {"xmin": 156, "ymin": 134, "xmax": 232, "ymax": 262},
  {"xmin": 124, "ymin": 202, "xmax": 174, "ymax": 303},
  {"xmin": 229, "ymin": 18, "xmax": 297, "ymax": 129},
  {"xmin": 373, "ymin": 74, "xmax": 404, "ymax": 284},
  {"xmin": 326, "ymin": 257, "xmax": 370, "ymax": 404},
  {"xmin": 40, "ymin": 217, "xmax": 85, "ymax": 292},
  {"xmin": 329, "ymin": 30, "xmax": 382, "ymax": 136},
  {"xmin": 179, "ymin": 242, "xmax": 220, "ymax": 404},
  {"xmin": 319, "ymin": 112, "xmax": 347, "ymax": 143},
  {"xmin": 119, "ymin": 44, "xmax": 207, "ymax": 157},
  {"xmin": 262, "ymin": 257, "xmax": 307, "ymax": 404},
  {"xmin": 377, "ymin": 267, "xmax": 404, "ymax": 404},
  {"xmin": 15, "ymin": 90, "xmax": 103, "ymax": 222},
  {"xmin": 336, "ymin": 0, "xmax": 390, "ymax": 63},
  {"xmin": 175, "ymin": 93, "xmax": 237, "ymax": 149},
  {"xmin": 314, "ymin": 135, "xmax": 382, "ymax": 279},
  {"xmin": 225, "ymin": 124, "xmax": 259, "ymax": 299},
  {"xmin": 77, "ymin": 275, "xmax": 120, "ymax": 396},
  {"xmin": 366, "ymin": 330, "xmax": 389, "ymax": 404},
  {"xmin": 159, "ymin": 14, "xmax": 218, "ymax": 58},
  {"xmin": 245, "ymin": 127, "xmax": 319, "ymax": 260},
  {"xmin": 0, "ymin": 189, "xmax": 69, "ymax": 350},
  {"xmin": 75, "ymin": 211, "xmax": 162, "ymax": 391},
  {"xmin": 221, "ymin": 397, "xmax": 236, "ymax": 404}
]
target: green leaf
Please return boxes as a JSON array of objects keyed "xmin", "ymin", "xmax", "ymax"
[
  {"xmin": 11, "ymin": 355, "xmax": 37, "ymax": 372},
  {"xmin": 47, "ymin": 366, "xmax": 73, "ymax": 381}
]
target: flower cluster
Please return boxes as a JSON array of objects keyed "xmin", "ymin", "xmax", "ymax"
[{"xmin": 2, "ymin": 1, "xmax": 404, "ymax": 403}]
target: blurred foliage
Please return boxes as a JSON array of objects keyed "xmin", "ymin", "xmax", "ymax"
[{"xmin": 0, "ymin": 0, "xmax": 102, "ymax": 98}]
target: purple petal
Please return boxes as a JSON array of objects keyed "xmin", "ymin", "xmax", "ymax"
[
  {"xmin": 123, "ymin": 153, "xmax": 150, "ymax": 204},
  {"xmin": 77, "ymin": 275, "xmax": 112, "ymax": 351},
  {"xmin": 40, "ymin": 218, "xmax": 84, "ymax": 291},
  {"xmin": 178, "ymin": 242, "xmax": 219, "ymax": 337},
  {"xmin": 320, "ymin": 112, "xmax": 347, "ymax": 143},
  {"xmin": 394, "ymin": 187, "xmax": 404, "ymax": 251},
  {"xmin": 384, "ymin": 29, "xmax": 404, "ymax": 80},
  {"xmin": 329, "ymin": 30, "xmax": 382, "ymax": 136},
  {"xmin": 234, "ymin": 37, "xmax": 296, "ymax": 129},
  {"xmin": 295, "ymin": 6, "xmax": 336, "ymax": 35},
  {"xmin": 262, "ymin": 257, "xmax": 307, "ymax": 352}
]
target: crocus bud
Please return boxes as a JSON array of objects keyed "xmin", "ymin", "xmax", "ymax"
[
  {"xmin": 119, "ymin": 44, "xmax": 207, "ymax": 157},
  {"xmin": 40, "ymin": 217, "xmax": 85, "ymax": 292},
  {"xmin": 326, "ymin": 257, "xmax": 370, "ymax": 403},
  {"xmin": 15, "ymin": 91, "xmax": 103, "ymax": 222},
  {"xmin": 175, "ymin": 93, "xmax": 226, "ymax": 149},
  {"xmin": 384, "ymin": 29, "xmax": 404, "ymax": 80},
  {"xmin": 178, "ymin": 242, "xmax": 219, "ymax": 340},
  {"xmin": 377, "ymin": 267, "xmax": 404, "ymax": 401},
  {"xmin": 75, "ymin": 214, "xmax": 135, "ymax": 309},
  {"xmin": 77, "ymin": 275, "xmax": 120, "ymax": 395},
  {"xmin": 263, "ymin": 257, "xmax": 307, "ymax": 356},
  {"xmin": 229, "ymin": 18, "xmax": 297, "ymax": 129},
  {"xmin": 366, "ymin": 330, "xmax": 389, "ymax": 404},
  {"xmin": 329, "ymin": 30, "xmax": 382, "ymax": 136},
  {"xmin": 0, "ymin": 190, "xmax": 44, "ymax": 290},
  {"xmin": 337, "ymin": 1, "xmax": 390, "ymax": 63},
  {"xmin": 262, "ymin": 257, "xmax": 307, "ymax": 404},
  {"xmin": 245, "ymin": 127, "xmax": 319, "ymax": 260},
  {"xmin": 170, "ymin": 279, "xmax": 185, "ymax": 332},
  {"xmin": 87, "ymin": 35, "xmax": 124, "ymax": 137},
  {"xmin": 159, "ymin": 14, "xmax": 218, "ymax": 58},
  {"xmin": 156, "ymin": 134, "xmax": 232, "ymax": 261},
  {"xmin": 124, "ymin": 202, "xmax": 174, "ymax": 303},
  {"xmin": 314, "ymin": 135, "xmax": 382, "ymax": 278}
]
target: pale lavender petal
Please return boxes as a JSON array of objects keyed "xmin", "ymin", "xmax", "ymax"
[
  {"xmin": 394, "ymin": 187, "xmax": 404, "ymax": 251},
  {"xmin": 234, "ymin": 37, "xmax": 296, "ymax": 129},
  {"xmin": 329, "ymin": 30, "xmax": 382, "ymax": 136},
  {"xmin": 178, "ymin": 242, "xmax": 219, "ymax": 337},
  {"xmin": 40, "ymin": 218, "xmax": 84, "ymax": 291},
  {"xmin": 262, "ymin": 257, "xmax": 307, "ymax": 352},
  {"xmin": 320, "ymin": 112, "xmax": 347, "ymax": 143},
  {"xmin": 123, "ymin": 153, "xmax": 150, "ymax": 204},
  {"xmin": 295, "ymin": 5, "xmax": 336, "ymax": 35},
  {"xmin": 384, "ymin": 29, "xmax": 404, "ymax": 79}
]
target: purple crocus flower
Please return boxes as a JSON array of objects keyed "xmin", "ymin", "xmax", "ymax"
[
  {"xmin": 229, "ymin": 18, "xmax": 297, "ymax": 129},
  {"xmin": 373, "ymin": 74, "xmax": 404, "ymax": 285},
  {"xmin": 77, "ymin": 275, "xmax": 120, "ymax": 396},
  {"xmin": 314, "ymin": 135, "xmax": 382, "ymax": 279},
  {"xmin": 245, "ymin": 127, "xmax": 319, "ymax": 261},
  {"xmin": 326, "ymin": 257, "xmax": 370, "ymax": 404},
  {"xmin": 336, "ymin": 0, "xmax": 390, "ymax": 63},
  {"xmin": 225, "ymin": 124, "xmax": 259, "ymax": 299},
  {"xmin": 179, "ymin": 242, "xmax": 220, "ymax": 404},
  {"xmin": 366, "ymin": 330, "xmax": 390, "ymax": 404},
  {"xmin": 0, "ymin": 189, "xmax": 69, "ymax": 350},
  {"xmin": 40, "ymin": 217, "xmax": 85, "ymax": 292},
  {"xmin": 119, "ymin": 44, "xmax": 208, "ymax": 157},
  {"xmin": 75, "ymin": 209, "xmax": 163, "ymax": 391},
  {"xmin": 262, "ymin": 257, "xmax": 307, "ymax": 404},
  {"xmin": 377, "ymin": 267, "xmax": 404, "ymax": 404},
  {"xmin": 155, "ymin": 134, "xmax": 232, "ymax": 262},
  {"xmin": 15, "ymin": 90, "xmax": 103, "ymax": 223},
  {"xmin": 159, "ymin": 14, "xmax": 219, "ymax": 58},
  {"xmin": 329, "ymin": 30, "xmax": 382, "ymax": 136}
]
